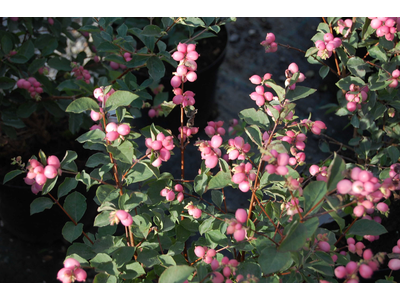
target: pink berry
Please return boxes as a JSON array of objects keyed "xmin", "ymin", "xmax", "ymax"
[
  {"xmin": 334, "ymin": 266, "xmax": 346, "ymax": 279},
  {"xmin": 359, "ymin": 264, "xmax": 373, "ymax": 279},
  {"xmin": 194, "ymin": 246, "xmax": 205, "ymax": 258},
  {"xmin": 210, "ymin": 135, "xmax": 223, "ymax": 148},
  {"xmin": 235, "ymin": 208, "xmax": 247, "ymax": 224},
  {"xmin": 106, "ymin": 131, "xmax": 119, "ymax": 142},
  {"xmin": 233, "ymin": 228, "xmax": 246, "ymax": 242},
  {"xmin": 57, "ymin": 267, "xmax": 74, "ymax": 283},
  {"xmin": 192, "ymin": 208, "xmax": 202, "ymax": 219},
  {"xmin": 238, "ymin": 181, "xmax": 250, "ymax": 193},
  {"xmin": 376, "ymin": 202, "xmax": 389, "ymax": 213},
  {"xmin": 318, "ymin": 241, "xmax": 331, "ymax": 252},
  {"xmin": 388, "ymin": 259, "xmax": 400, "ymax": 271},
  {"xmin": 288, "ymin": 62, "xmax": 299, "ymax": 74},
  {"xmin": 117, "ymin": 124, "xmax": 130, "ymax": 136},
  {"xmin": 44, "ymin": 165, "xmax": 58, "ymax": 179},
  {"xmin": 337, "ymin": 179, "xmax": 353, "ymax": 194},
  {"xmin": 206, "ymin": 249, "xmax": 216, "ymax": 258},
  {"xmin": 211, "ymin": 259, "xmax": 220, "ymax": 271},
  {"xmin": 309, "ymin": 165, "xmax": 320, "ymax": 176},
  {"xmin": 73, "ymin": 267, "xmax": 87, "ymax": 282},
  {"xmin": 211, "ymin": 272, "xmax": 224, "ymax": 283},
  {"xmin": 64, "ymin": 257, "xmax": 80, "ymax": 269}
]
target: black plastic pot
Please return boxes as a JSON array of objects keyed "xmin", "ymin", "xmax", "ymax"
[{"xmin": 133, "ymin": 26, "xmax": 229, "ymax": 134}]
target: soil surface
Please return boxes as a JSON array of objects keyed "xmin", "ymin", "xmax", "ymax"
[{"xmin": 0, "ymin": 17, "xmax": 399, "ymax": 283}]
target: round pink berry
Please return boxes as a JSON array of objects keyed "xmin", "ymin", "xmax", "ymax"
[
  {"xmin": 235, "ymin": 208, "xmax": 247, "ymax": 224},
  {"xmin": 117, "ymin": 124, "xmax": 130, "ymax": 136},
  {"xmin": 64, "ymin": 257, "xmax": 80, "ymax": 269},
  {"xmin": 194, "ymin": 246, "xmax": 205, "ymax": 258}
]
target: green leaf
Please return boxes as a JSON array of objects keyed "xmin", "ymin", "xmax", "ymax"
[
  {"xmin": 278, "ymin": 217, "xmax": 319, "ymax": 252},
  {"xmin": 10, "ymin": 40, "xmax": 34, "ymax": 64},
  {"xmin": 106, "ymin": 140, "xmax": 134, "ymax": 164},
  {"xmin": 121, "ymin": 262, "xmax": 146, "ymax": 279},
  {"xmin": 0, "ymin": 77, "xmax": 16, "ymax": 90},
  {"xmin": 208, "ymin": 162, "xmax": 232, "ymax": 190},
  {"xmin": 336, "ymin": 76, "xmax": 365, "ymax": 90},
  {"xmin": 30, "ymin": 197, "xmax": 54, "ymax": 215},
  {"xmin": 62, "ymin": 222, "xmax": 83, "ymax": 243},
  {"xmin": 348, "ymin": 219, "xmax": 388, "ymax": 236},
  {"xmin": 86, "ymin": 153, "xmax": 109, "ymax": 168},
  {"xmin": 125, "ymin": 162, "xmax": 157, "ymax": 184},
  {"xmin": 76, "ymin": 129, "xmax": 105, "ymax": 144},
  {"xmin": 64, "ymin": 191, "xmax": 87, "ymax": 223},
  {"xmin": 347, "ymin": 57, "xmax": 371, "ymax": 78},
  {"xmin": 96, "ymin": 185, "xmax": 120, "ymax": 204},
  {"xmin": 286, "ymin": 86, "xmax": 317, "ymax": 102},
  {"xmin": 319, "ymin": 65, "xmax": 330, "ymax": 79},
  {"xmin": 119, "ymin": 191, "xmax": 147, "ymax": 211},
  {"xmin": 259, "ymin": 245, "xmax": 293, "ymax": 274},
  {"xmin": 142, "ymin": 25, "xmax": 162, "ymax": 36},
  {"xmin": 66, "ymin": 97, "xmax": 100, "ymax": 113},
  {"xmin": 97, "ymin": 41, "xmax": 120, "ymax": 52},
  {"xmin": 369, "ymin": 44, "xmax": 388, "ymax": 62},
  {"xmin": 244, "ymin": 125, "xmax": 263, "ymax": 147},
  {"xmin": 2, "ymin": 170, "xmax": 24, "ymax": 184},
  {"xmin": 47, "ymin": 57, "xmax": 72, "ymax": 71},
  {"xmin": 147, "ymin": 56, "xmax": 165, "ymax": 81},
  {"xmin": 41, "ymin": 176, "xmax": 58, "ymax": 195},
  {"xmin": 158, "ymin": 265, "xmax": 195, "ymax": 283},
  {"xmin": 211, "ymin": 190, "xmax": 223, "ymax": 208},
  {"xmin": 239, "ymin": 108, "xmax": 270, "ymax": 130},
  {"xmin": 303, "ymin": 181, "xmax": 327, "ymax": 216},
  {"xmin": 206, "ymin": 230, "xmax": 229, "ymax": 245},
  {"xmin": 104, "ymin": 90, "xmax": 139, "ymax": 112},
  {"xmin": 58, "ymin": 177, "xmax": 78, "ymax": 199},
  {"xmin": 158, "ymin": 255, "xmax": 176, "ymax": 267},
  {"xmin": 194, "ymin": 173, "xmax": 208, "ymax": 196},
  {"xmin": 112, "ymin": 246, "xmax": 136, "ymax": 268},
  {"xmin": 264, "ymin": 79, "xmax": 286, "ymax": 101},
  {"xmin": 60, "ymin": 150, "xmax": 78, "ymax": 171},
  {"xmin": 327, "ymin": 153, "xmax": 346, "ymax": 192}
]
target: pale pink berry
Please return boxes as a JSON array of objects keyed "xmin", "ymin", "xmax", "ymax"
[
  {"xmin": 238, "ymin": 181, "xmax": 250, "ymax": 193},
  {"xmin": 57, "ymin": 267, "xmax": 74, "ymax": 283},
  {"xmin": 318, "ymin": 241, "xmax": 331, "ymax": 252},
  {"xmin": 35, "ymin": 173, "xmax": 47, "ymax": 185},
  {"xmin": 353, "ymin": 205, "xmax": 365, "ymax": 217},
  {"xmin": 210, "ymin": 135, "xmax": 223, "ymax": 148},
  {"xmin": 388, "ymin": 259, "xmax": 400, "ymax": 271},
  {"xmin": 106, "ymin": 131, "xmax": 119, "ymax": 141},
  {"xmin": 334, "ymin": 266, "xmax": 346, "ymax": 279},
  {"xmin": 337, "ymin": 179, "xmax": 353, "ymax": 194},
  {"xmin": 44, "ymin": 165, "xmax": 58, "ymax": 179},
  {"xmin": 206, "ymin": 249, "xmax": 216, "ymax": 258},
  {"xmin": 90, "ymin": 110, "xmax": 101, "ymax": 121},
  {"xmin": 211, "ymin": 259, "xmax": 220, "ymax": 271},
  {"xmin": 117, "ymin": 124, "xmax": 130, "ymax": 136},
  {"xmin": 376, "ymin": 202, "xmax": 389, "ymax": 213},
  {"xmin": 194, "ymin": 246, "xmax": 205, "ymax": 258},
  {"xmin": 64, "ymin": 258, "xmax": 80, "ymax": 269},
  {"xmin": 120, "ymin": 215, "xmax": 133, "ymax": 226},
  {"xmin": 192, "ymin": 208, "xmax": 202, "ymax": 219},
  {"xmin": 288, "ymin": 62, "xmax": 299, "ymax": 74},
  {"xmin": 235, "ymin": 208, "xmax": 247, "ymax": 224},
  {"xmin": 211, "ymin": 272, "xmax": 224, "ymax": 283},
  {"xmin": 359, "ymin": 264, "xmax": 373, "ymax": 279},
  {"xmin": 73, "ymin": 268, "xmax": 87, "ymax": 282},
  {"xmin": 233, "ymin": 228, "xmax": 246, "ymax": 242},
  {"xmin": 205, "ymin": 155, "xmax": 218, "ymax": 169}
]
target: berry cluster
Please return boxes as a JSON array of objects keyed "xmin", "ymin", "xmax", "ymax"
[
  {"xmin": 105, "ymin": 122, "xmax": 131, "ymax": 142},
  {"xmin": 145, "ymin": 132, "xmax": 175, "ymax": 167},
  {"xmin": 249, "ymin": 73, "xmax": 274, "ymax": 107},
  {"xmin": 299, "ymin": 119, "xmax": 327, "ymax": 135},
  {"xmin": 226, "ymin": 208, "xmax": 248, "ymax": 241},
  {"xmin": 177, "ymin": 125, "xmax": 199, "ymax": 142},
  {"xmin": 369, "ymin": 17, "xmax": 398, "ymax": 41},
  {"xmin": 109, "ymin": 210, "xmax": 133, "ymax": 226},
  {"xmin": 172, "ymin": 90, "xmax": 195, "ymax": 107},
  {"xmin": 93, "ymin": 87, "xmax": 116, "ymax": 103},
  {"xmin": 57, "ymin": 258, "xmax": 87, "ymax": 283},
  {"xmin": 260, "ymin": 33, "xmax": 278, "ymax": 53},
  {"xmin": 309, "ymin": 164, "xmax": 328, "ymax": 182},
  {"xmin": 388, "ymin": 69, "xmax": 400, "ymax": 88},
  {"xmin": 193, "ymin": 246, "xmax": 242, "ymax": 283},
  {"xmin": 225, "ymin": 136, "xmax": 251, "ymax": 161},
  {"xmin": 185, "ymin": 202, "xmax": 202, "ymax": 219},
  {"xmin": 345, "ymin": 84, "xmax": 369, "ymax": 112},
  {"xmin": 284, "ymin": 63, "xmax": 306, "ymax": 90},
  {"xmin": 110, "ymin": 52, "xmax": 132, "ymax": 70},
  {"xmin": 195, "ymin": 137, "xmax": 222, "ymax": 169},
  {"xmin": 160, "ymin": 184, "xmax": 184, "ymax": 202},
  {"xmin": 204, "ymin": 120, "xmax": 226, "ymax": 137},
  {"xmin": 334, "ymin": 245, "xmax": 385, "ymax": 282},
  {"xmin": 231, "ymin": 162, "xmax": 256, "ymax": 193},
  {"xmin": 16, "ymin": 77, "xmax": 44, "ymax": 100},
  {"xmin": 71, "ymin": 62, "xmax": 91, "ymax": 84},
  {"xmin": 263, "ymin": 150, "xmax": 290, "ymax": 176},
  {"xmin": 148, "ymin": 104, "xmax": 162, "ymax": 118},
  {"xmin": 315, "ymin": 33, "xmax": 342, "ymax": 60},
  {"xmin": 284, "ymin": 198, "xmax": 303, "ymax": 221},
  {"xmin": 336, "ymin": 18, "xmax": 353, "ymax": 38},
  {"xmin": 170, "ymin": 43, "xmax": 199, "ymax": 89},
  {"xmin": 24, "ymin": 156, "xmax": 61, "ymax": 194},
  {"xmin": 388, "ymin": 239, "xmax": 400, "ymax": 271},
  {"xmin": 336, "ymin": 166, "xmax": 397, "ymax": 236},
  {"xmin": 38, "ymin": 66, "xmax": 49, "ymax": 75}
]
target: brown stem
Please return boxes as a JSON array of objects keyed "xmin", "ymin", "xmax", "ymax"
[
  {"xmin": 48, "ymin": 193, "xmax": 94, "ymax": 245},
  {"xmin": 335, "ymin": 216, "xmax": 359, "ymax": 246},
  {"xmin": 180, "ymin": 105, "xmax": 185, "ymax": 180}
]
